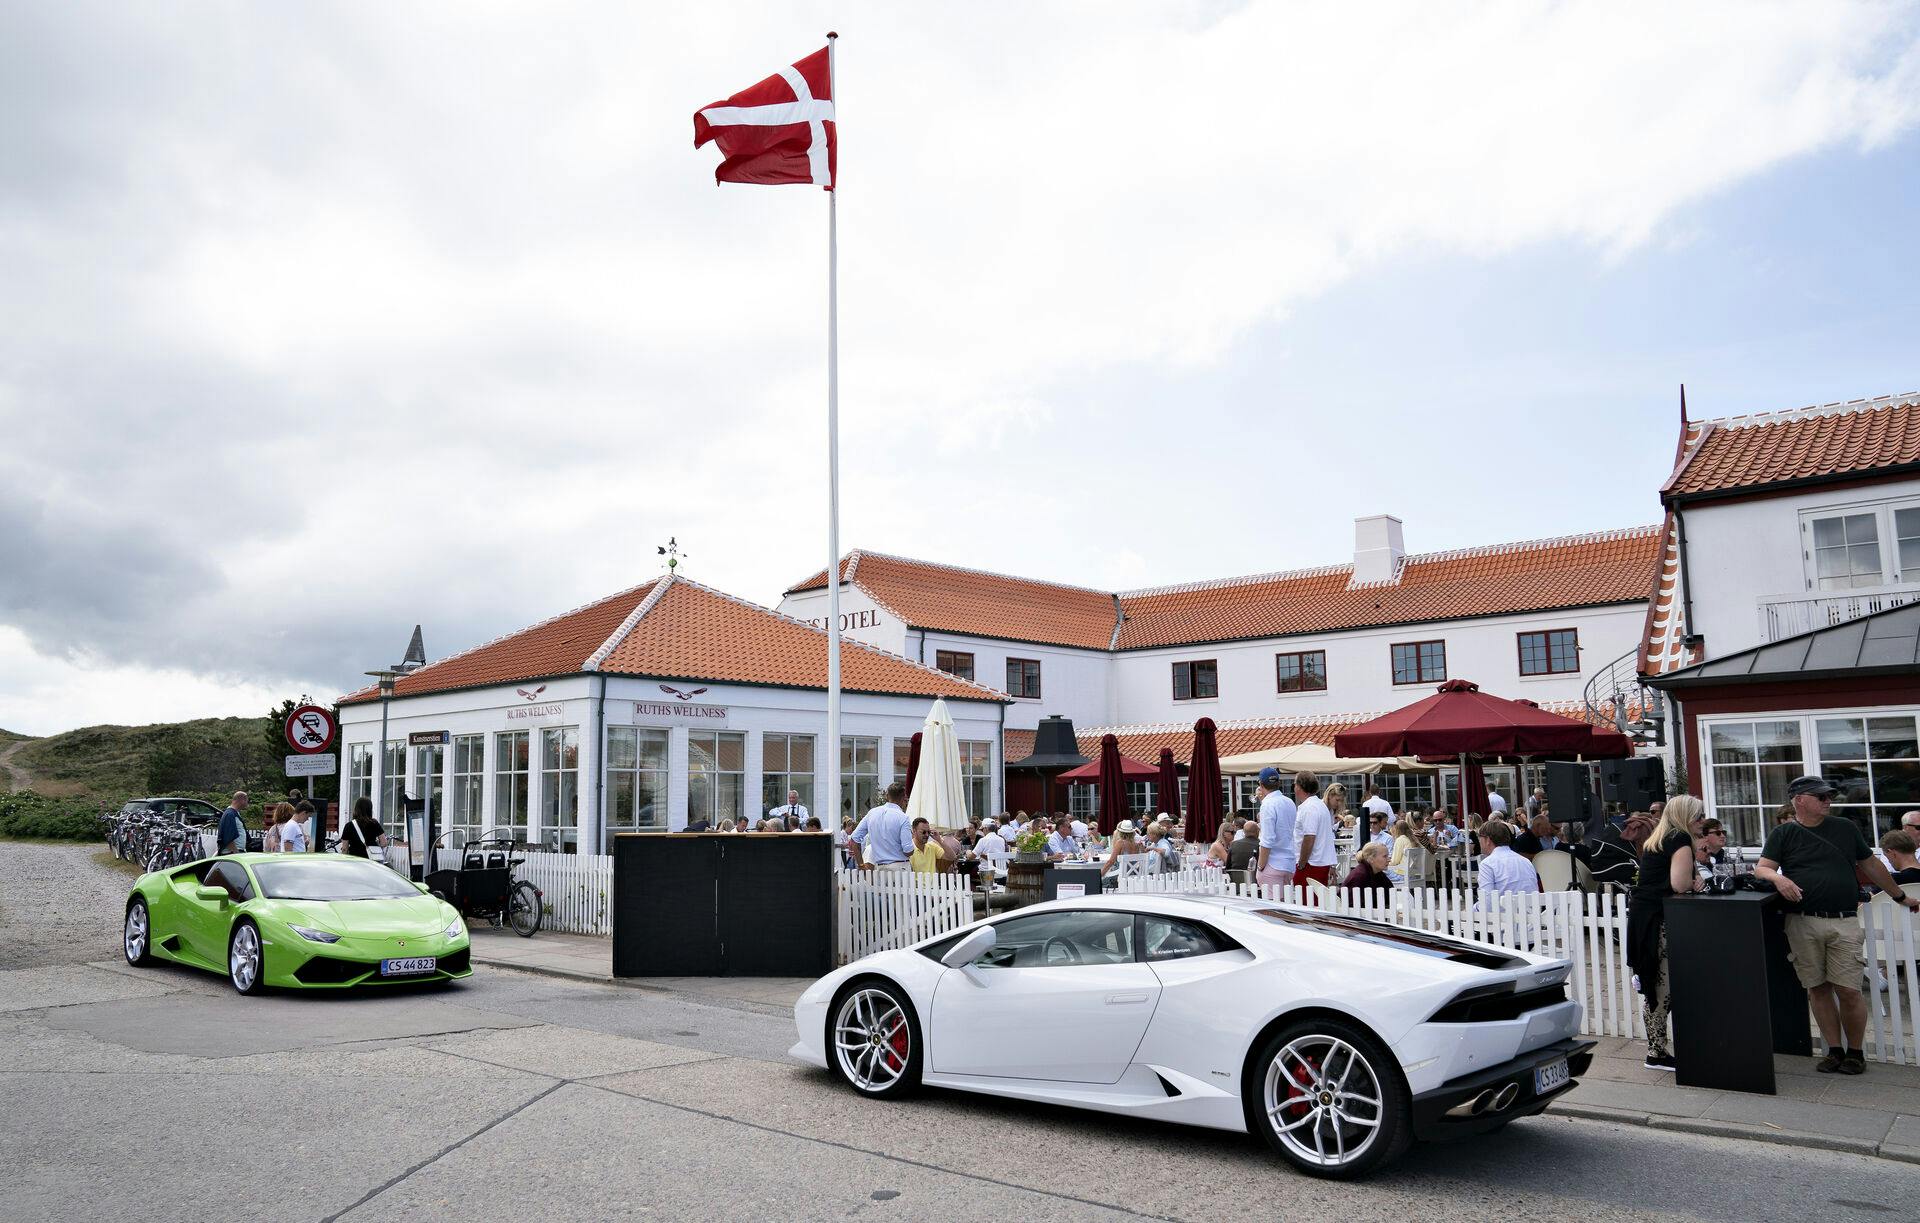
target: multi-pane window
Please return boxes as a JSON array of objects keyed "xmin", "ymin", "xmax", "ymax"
[
  {"xmin": 1177, "ymin": 775, "xmax": 1240, "ymax": 817},
  {"xmin": 1068, "ymin": 784, "xmax": 1096, "ymax": 821},
  {"xmin": 1815, "ymin": 715, "xmax": 1920, "ymax": 846},
  {"xmin": 538, "ymin": 726, "xmax": 580, "ymax": 852},
  {"xmin": 1126, "ymin": 781, "xmax": 1155, "ymax": 817},
  {"xmin": 1275, "ymin": 650, "xmax": 1328, "ymax": 693},
  {"xmin": 762, "ymin": 732, "xmax": 816, "ymax": 819},
  {"xmin": 605, "ymin": 726, "xmax": 669, "ymax": 848},
  {"xmin": 841, "ymin": 735, "xmax": 879, "ymax": 822},
  {"xmin": 413, "ymin": 744, "xmax": 445, "ymax": 849},
  {"xmin": 1707, "ymin": 720, "xmax": 1804, "ymax": 847},
  {"xmin": 935, "ymin": 650, "xmax": 974, "ymax": 681},
  {"xmin": 449, "ymin": 734, "xmax": 484, "ymax": 848},
  {"xmin": 493, "ymin": 730, "xmax": 530, "ymax": 844},
  {"xmin": 1810, "ymin": 512, "xmax": 1882, "ymax": 590},
  {"xmin": 1899, "ymin": 507, "xmax": 1920, "ymax": 580},
  {"xmin": 1391, "ymin": 640, "xmax": 1447, "ymax": 685},
  {"xmin": 381, "ymin": 744, "xmax": 406, "ymax": 835},
  {"xmin": 1172, "ymin": 659, "xmax": 1218, "ymax": 700},
  {"xmin": 959, "ymin": 739, "xmax": 992, "ymax": 822},
  {"xmin": 1517, "ymin": 629, "xmax": 1580, "ymax": 676},
  {"xmin": 688, "ymin": 731, "xmax": 746, "ymax": 830},
  {"xmin": 348, "ymin": 743, "xmax": 373, "ymax": 809},
  {"xmin": 1006, "ymin": 658, "xmax": 1042, "ymax": 699}
]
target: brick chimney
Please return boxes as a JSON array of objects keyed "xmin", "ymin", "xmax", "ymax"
[{"xmin": 1352, "ymin": 515, "xmax": 1405, "ymax": 585}]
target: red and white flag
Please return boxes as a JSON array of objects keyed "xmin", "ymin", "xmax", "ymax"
[{"xmin": 694, "ymin": 46, "xmax": 835, "ymax": 189}]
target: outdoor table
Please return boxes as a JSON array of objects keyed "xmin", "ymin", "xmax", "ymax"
[{"xmin": 1663, "ymin": 890, "xmax": 1809, "ymax": 1094}]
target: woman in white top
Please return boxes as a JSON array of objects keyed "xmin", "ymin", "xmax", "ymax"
[{"xmin": 276, "ymin": 803, "xmax": 309, "ymax": 853}]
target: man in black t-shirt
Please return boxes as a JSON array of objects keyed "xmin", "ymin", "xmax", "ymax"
[{"xmin": 1756, "ymin": 776, "xmax": 1920, "ymax": 1075}]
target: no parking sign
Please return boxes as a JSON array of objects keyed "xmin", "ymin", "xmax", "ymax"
[{"xmin": 285, "ymin": 704, "xmax": 336, "ymax": 754}]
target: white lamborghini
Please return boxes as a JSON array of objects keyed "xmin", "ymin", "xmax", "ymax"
[{"xmin": 791, "ymin": 892, "xmax": 1593, "ymax": 1178}]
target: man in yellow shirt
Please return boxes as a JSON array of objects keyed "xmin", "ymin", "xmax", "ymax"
[{"xmin": 909, "ymin": 817, "xmax": 946, "ymax": 875}]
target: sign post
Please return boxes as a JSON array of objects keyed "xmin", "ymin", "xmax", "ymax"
[{"xmin": 284, "ymin": 703, "xmax": 337, "ymax": 850}]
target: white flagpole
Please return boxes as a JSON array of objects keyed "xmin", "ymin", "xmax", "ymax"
[{"xmin": 823, "ymin": 31, "xmax": 843, "ymax": 835}]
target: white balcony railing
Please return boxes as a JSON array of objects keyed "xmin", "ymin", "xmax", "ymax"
[{"xmin": 1759, "ymin": 588, "xmax": 1920, "ymax": 642}]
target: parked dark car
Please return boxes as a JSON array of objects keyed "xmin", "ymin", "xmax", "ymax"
[{"xmin": 120, "ymin": 797, "xmax": 223, "ymax": 826}]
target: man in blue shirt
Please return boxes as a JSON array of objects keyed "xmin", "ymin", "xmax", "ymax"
[
  {"xmin": 216, "ymin": 791, "xmax": 248, "ymax": 855},
  {"xmin": 1045, "ymin": 819, "xmax": 1080, "ymax": 861},
  {"xmin": 1254, "ymin": 767, "xmax": 1297, "ymax": 889},
  {"xmin": 850, "ymin": 782, "xmax": 913, "ymax": 871}
]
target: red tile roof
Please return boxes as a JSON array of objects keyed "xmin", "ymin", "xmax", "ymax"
[
  {"xmin": 1008, "ymin": 703, "xmax": 1613, "ymax": 770},
  {"xmin": 342, "ymin": 576, "xmax": 1005, "ymax": 705},
  {"xmin": 1664, "ymin": 393, "xmax": 1920, "ymax": 501},
  {"xmin": 791, "ymin": 528, "xmax": 1661, "ymax": 654}
]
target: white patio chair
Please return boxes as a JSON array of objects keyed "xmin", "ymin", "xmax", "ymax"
[
  {"xmin": 1117, "ymin": 853, "xmax": 1152, "ymax": 880},
  {"xmin": 1533, "ymin": 849, "xmax": 1576, "ymax": 892}
]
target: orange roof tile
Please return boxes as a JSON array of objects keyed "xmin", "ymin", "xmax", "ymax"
[
  {"xmin": 788, "ymin": 551, "xmax": 1118, "ymax": 650},
  {"xmin": 1664, "ymin": 394, "xmax": 1920, "ymax": 501},
  {"xmin": 343, "ymin": 576, "xmax": 1005, "ymax": 705}
]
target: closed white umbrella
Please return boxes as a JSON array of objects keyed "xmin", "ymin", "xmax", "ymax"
[
  {"xmin": 904, "ymin": 698, "xmax": 969, "ymax": 831},
  {"xmin": 1217, "ymin": 741, "xmax": 1437, "ymax": 775}
]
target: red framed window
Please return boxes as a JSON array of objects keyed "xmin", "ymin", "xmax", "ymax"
[
  {"xmin": 1173, "ymin": 659, "xmax": 1218, "ymax": 701},
  {"xmin": 1005, "ymin": 657, "xmax": 1042, "ymax": 699},
  {"xmin": 1390, "ymin": 640, "xmax": 1446, "ymax": 685},
  {"xmin": 1517, "ymin": 628, "xmax": 1580, "ymax": 676},
  {"xmin": 935, "ymin": 650, "xmax": 974, "ymax": 682},
  {"xmin": 1275, "ymin": 650, "xmax": 1328, "ymax": 693}
]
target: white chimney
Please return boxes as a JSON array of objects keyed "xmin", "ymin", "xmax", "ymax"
[{"xmin": 1352, "ymin": 514, "xmax": 1405, "ymax": 584}]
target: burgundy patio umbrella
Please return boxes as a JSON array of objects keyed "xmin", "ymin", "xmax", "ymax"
[
  {"xmin": 1155, "ymin": 748, "xmax": 1184, "ymax": 827},
  {"xmin": 1186, "ymin": 718, "xmax": 1224, "ymax": 846},
  {"xmin": 1094, "ymin": 734, "xmax": 1131, "ymax": 835},
  {"xmin": 903, "ymin": 731, "xmax": 923, "ymax": 800},
  {"xmin": 1459, "ymin": 755, "xmax": 1491, "ymax": 818}
]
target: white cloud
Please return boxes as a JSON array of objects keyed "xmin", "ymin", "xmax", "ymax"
[{"xmin": 2, "ymin": 0, "xmax": 1918, "ymax": 730}]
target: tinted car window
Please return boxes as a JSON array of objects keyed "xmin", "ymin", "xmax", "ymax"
[
  {"xmin": 969, "ymin": 911, "xmax": 1134, "ymax": 968},
  {"xmin": 1141, "ymin": 915, "xmax": 1231, "ymax": 962},
  {"xmin": 253, "ymin": 859, "xmax": 422, "ymax": 901},
  {"xmin": 210, "ymin": 861, "xmax": 254, "ymax": 901}
]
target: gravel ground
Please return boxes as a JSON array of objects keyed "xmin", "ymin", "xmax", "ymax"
[{"xmin": 0, "ymin": 840, "xmax": 136, "ymax": 970}]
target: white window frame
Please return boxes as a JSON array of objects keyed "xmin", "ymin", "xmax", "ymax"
[
  {"xmin": 1699, "ymin": 704, "xmax": 1920, "ymax": 848},
  {"xmin": 493, "ymin": 730, "xmax": 530, "ymax": 845},
  {"xmin": 606, "ymin": 726, "xmax": 670, "ymax": 847},
  {"xmin": 959, "ymin": 739, "xmax": 993, "ymax": 824},
  {"xmin": 762, "ymin": 732, "xmax": 817, "ymax": 821},
  {"xmin": 449, "ymin": 734, "xmax": 485, "ymax": 848},
  {"xmin": 539, "ymin": 725, "xmax": 580, "ymax": 853},
  {"xmin": 1800, "ymin": 496, "xmax": 1920, "ymax": 592}
]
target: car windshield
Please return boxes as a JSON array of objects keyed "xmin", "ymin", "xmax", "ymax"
[{"xmin": 253, "ymin": 859, "xmax": 423, "ymax": 901}]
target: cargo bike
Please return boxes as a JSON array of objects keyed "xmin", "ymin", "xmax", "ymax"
[{"xmin": 425, "ymin": 833, "xmax": 544, "ymax": 937}]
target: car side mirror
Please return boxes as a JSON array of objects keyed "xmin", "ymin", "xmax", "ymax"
[
  {"xmin": 940, "ymin": 925, "xmax": 997, "ymax": 969},
  {"xmin": 414, "ymin": 881, "xmax": 430, "ymax": 894},
  {"xmin": 194, "ymin": 885, "xmax": 227, "ymax": 905}
]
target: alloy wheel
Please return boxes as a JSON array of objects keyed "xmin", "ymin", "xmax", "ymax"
[
  {"xmin": 123, "ymin": 904, "xmax": 147, "ymax": 963},
  {"xmin": 230, "ymin": 924, "xmax": 261, "ymax": 992},
  {"xmin": 833, "ymin": 988, "xmax": 910, "ymax": 1092},
  {"xmin": 1262, "ymin": 1034, "xmax": 1385, "ymax": 1168}
]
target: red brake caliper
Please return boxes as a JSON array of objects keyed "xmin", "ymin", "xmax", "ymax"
[
  {"xmin": 1282, "ymin": 1055, "xmax": 1319, "ymax": 1121},
  {"xmin": 883, "ymin": 1018, "xmax": 908, "ymax": 1071}
]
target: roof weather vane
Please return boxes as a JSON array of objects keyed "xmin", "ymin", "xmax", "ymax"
[{"xmin": 658, "ymin": 537, "xmax": 687, "ymax": 573}]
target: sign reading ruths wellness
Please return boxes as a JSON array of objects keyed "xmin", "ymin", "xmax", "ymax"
[{"xmin": 631, "ymin": 685, "xmax": 729, "ymax": 727}]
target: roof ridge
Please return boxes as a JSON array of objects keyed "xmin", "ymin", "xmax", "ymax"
[
  {"xmin": 804, "ymin": 547, "xmax": 1119, "ymax": 600},
  {"xmin": 1695, "ymin": 390, "xmax": 1920, "ymax": 431},
  {"xmin": 1118, "ymin": 563, "xmax": 1352, "ymax": 600},
  {"xmin": 584, "ymin": 575, "xmax": 674, "ymax": 671},
  {"xmin": 657, "ymin": 573, "xmax": 1010, "ymax": 701},
  {"xmin": 351, "ymin": 578, "xmax": 663, "ymax": 696},
  {"xmin": 1403, "ymin": 524, "xmax": 1661, "ymax": 567}
]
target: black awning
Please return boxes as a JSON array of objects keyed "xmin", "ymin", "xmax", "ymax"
[{"xmin": 1646, "ymin": 599, "xmax": 1920, "ymax": 689}]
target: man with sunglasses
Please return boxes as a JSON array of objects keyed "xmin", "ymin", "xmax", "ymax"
[{"xmin": 1756, "ymin": 776, "xmax": 1920, "ymax": 1075}]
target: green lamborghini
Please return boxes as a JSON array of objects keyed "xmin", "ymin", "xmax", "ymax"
[{"xmin": 122, "ymin": 854, "xmax": 473, "ymax": 994}]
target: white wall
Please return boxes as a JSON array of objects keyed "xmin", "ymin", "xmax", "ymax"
[
  {"xmin": 340, "ymin": 677, "xmax": 1003, "ymax": 851},
  {"xmin": 1109, "ymin": 604, "xmax": 1650, "ymax": 722},
  {"xmin": 907, "ymin": 630, "xmax": 1111, "ymax": 731},
  {"xmin": 1682, "ymin": 475, "xmax": 1920, "ymax": 660},
  {"xmin": 774, "ymin": 585, "xmax": 907, "ymax": 655}
]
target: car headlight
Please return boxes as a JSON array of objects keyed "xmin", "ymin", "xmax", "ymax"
[
  {"xmin": 443, "ymin": 919, "xmax": 466, "ymax": 940},
  {"xmin": 289, "ymin": 924, "xmax": 340, "ymax": 944}
]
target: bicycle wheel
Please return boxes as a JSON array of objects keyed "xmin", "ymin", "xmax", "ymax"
[{"xmin": 508, "ymin": 881, "xmax": 542, "ymax": 937}]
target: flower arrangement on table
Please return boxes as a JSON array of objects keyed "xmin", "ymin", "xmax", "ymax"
[{"xmin": 1012, "ymin": 825, "xmax": 1051, "ymax": 857}]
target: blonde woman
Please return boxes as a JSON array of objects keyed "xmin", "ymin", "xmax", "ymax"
[
  {"xmin": 1324, "ymin": 782, "xmax": 1352, "ymax": 831},
  {"xmin": 1341, "ymin": 841, "xmax": 1393, "ymax": 894},
  {"xmin": 1100, "ymin": 820, "xmax": 1141, "ymax": 877},
  {"xmin": 1387, "ymin": 819, "xmax": 1414, "ymax": 885},
  {"xmin": 1627, "ymin": 794, "xmax": 1705, "ymax": 1073},
  {"xmin": 1208, "ymin": 818, "xmax": 1236, "ymax": 865}
]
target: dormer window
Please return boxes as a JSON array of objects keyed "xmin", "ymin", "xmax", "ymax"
[{"xmin": 1802, "ymin": 500, "xmax": 1920, "ymax": 591}]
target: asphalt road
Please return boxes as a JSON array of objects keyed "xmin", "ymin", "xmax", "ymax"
[{"xmin": 2, "ymin": 951, "xmax": 1918, "ymax": 1223}]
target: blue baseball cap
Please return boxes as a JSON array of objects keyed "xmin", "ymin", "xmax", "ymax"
[{"xmin": 1258, "ymin": 767, "xmax": 1283, "ymax": 786}]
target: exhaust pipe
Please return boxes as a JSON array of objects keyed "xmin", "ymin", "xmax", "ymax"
[
  {"xmin": 1491, "ymin": 1083, "xmax": 1519, "ymax": 1111},
  {"xmin": 1444, "ymin": 1089, "xmax": 1497, "ymax": 1118}
]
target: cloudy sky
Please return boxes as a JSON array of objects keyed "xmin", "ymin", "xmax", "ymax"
[{"xmin": 4, "ymin": 2, "xmax": 1919, "ymax": 736}]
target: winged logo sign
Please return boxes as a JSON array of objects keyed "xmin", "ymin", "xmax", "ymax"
[
  {"xmin": 516, "ymin": 685, "xmax": 548, "ymax": 702},
  {"xmin": 660, "ymin": 684, "xmax": 709, "ymax": 702}
]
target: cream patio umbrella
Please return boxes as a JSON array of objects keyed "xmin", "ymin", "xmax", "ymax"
[
  {"xmin": 903, "ymin": 698, "xmax": 969, "ymax": 831},
  {"xmin": 1216, "ymin": 741, "xmax": 1437, "ymax": 776}
]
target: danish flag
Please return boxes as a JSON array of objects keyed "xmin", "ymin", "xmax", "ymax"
[{"xmin": 693, "ymin": 45, "xmax": 835, "ymax": 189}]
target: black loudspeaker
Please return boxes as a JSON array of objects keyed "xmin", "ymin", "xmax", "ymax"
[
  {"xmin": 614, "ymin": 833, "xmax": 834, "ymax": 977},
  {"xmin": 1544, "ymin": 761, "xmax": 1600, "ymax": 828},
  {"xmin": 1601, "ymin": 757, "xmax": 1666, "ymax": 810}
]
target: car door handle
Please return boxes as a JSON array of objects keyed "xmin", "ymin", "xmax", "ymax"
[{"xmin": 1105, "ymin": 992, "xmax": 1150, "ymax": 1005}]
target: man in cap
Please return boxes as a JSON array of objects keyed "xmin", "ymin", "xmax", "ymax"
[
  {"xmin": 1756, "ymin": 776, "xmax": 1920, "ymax": 1075},
  {"xmin": 1254, "ymin": 767, "xmax": 1297, "ymax": 890}
]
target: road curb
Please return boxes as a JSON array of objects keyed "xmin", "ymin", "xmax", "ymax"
[
  {"xmin": 1550, "ymin": 1100, "xmax": 1907, "ymax": 1163},
  {"xmin": 474, "ymin": 955, "xmax": 615, "ymax": 987}
]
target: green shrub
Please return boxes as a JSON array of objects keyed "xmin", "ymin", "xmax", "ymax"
[{"xmin": 0, "ymin": 791, "xmax": 102, "ymax": 841}]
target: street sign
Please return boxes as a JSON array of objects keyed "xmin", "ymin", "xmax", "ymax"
[
  {"xmin": 285, "ymin": 705, "xmax": 336, "ymax": 754},
  {"xmin": 286, "ymin": 753, "xmax": 337, "ymax": 777},
  {"xmin": 408, "ymin": 730, "xmax": 450, "ymax": 746}
]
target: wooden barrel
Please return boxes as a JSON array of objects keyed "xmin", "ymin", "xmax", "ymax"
[{"xmin": 1007, "ymin": 859, "xmax": 1046, "ymax": 907}]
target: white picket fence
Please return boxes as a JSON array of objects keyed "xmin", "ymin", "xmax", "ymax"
[
  {"xmin": 835, "ymin": 871, "xmax": 974, "ymax": 965},
  {"xmin": 1861, "ymin": 898, "xmax": 1920, "ymax": 1064},
  {"xmin": 428, "ymin": 847, "xmax": 614, "ymax": 936}
]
